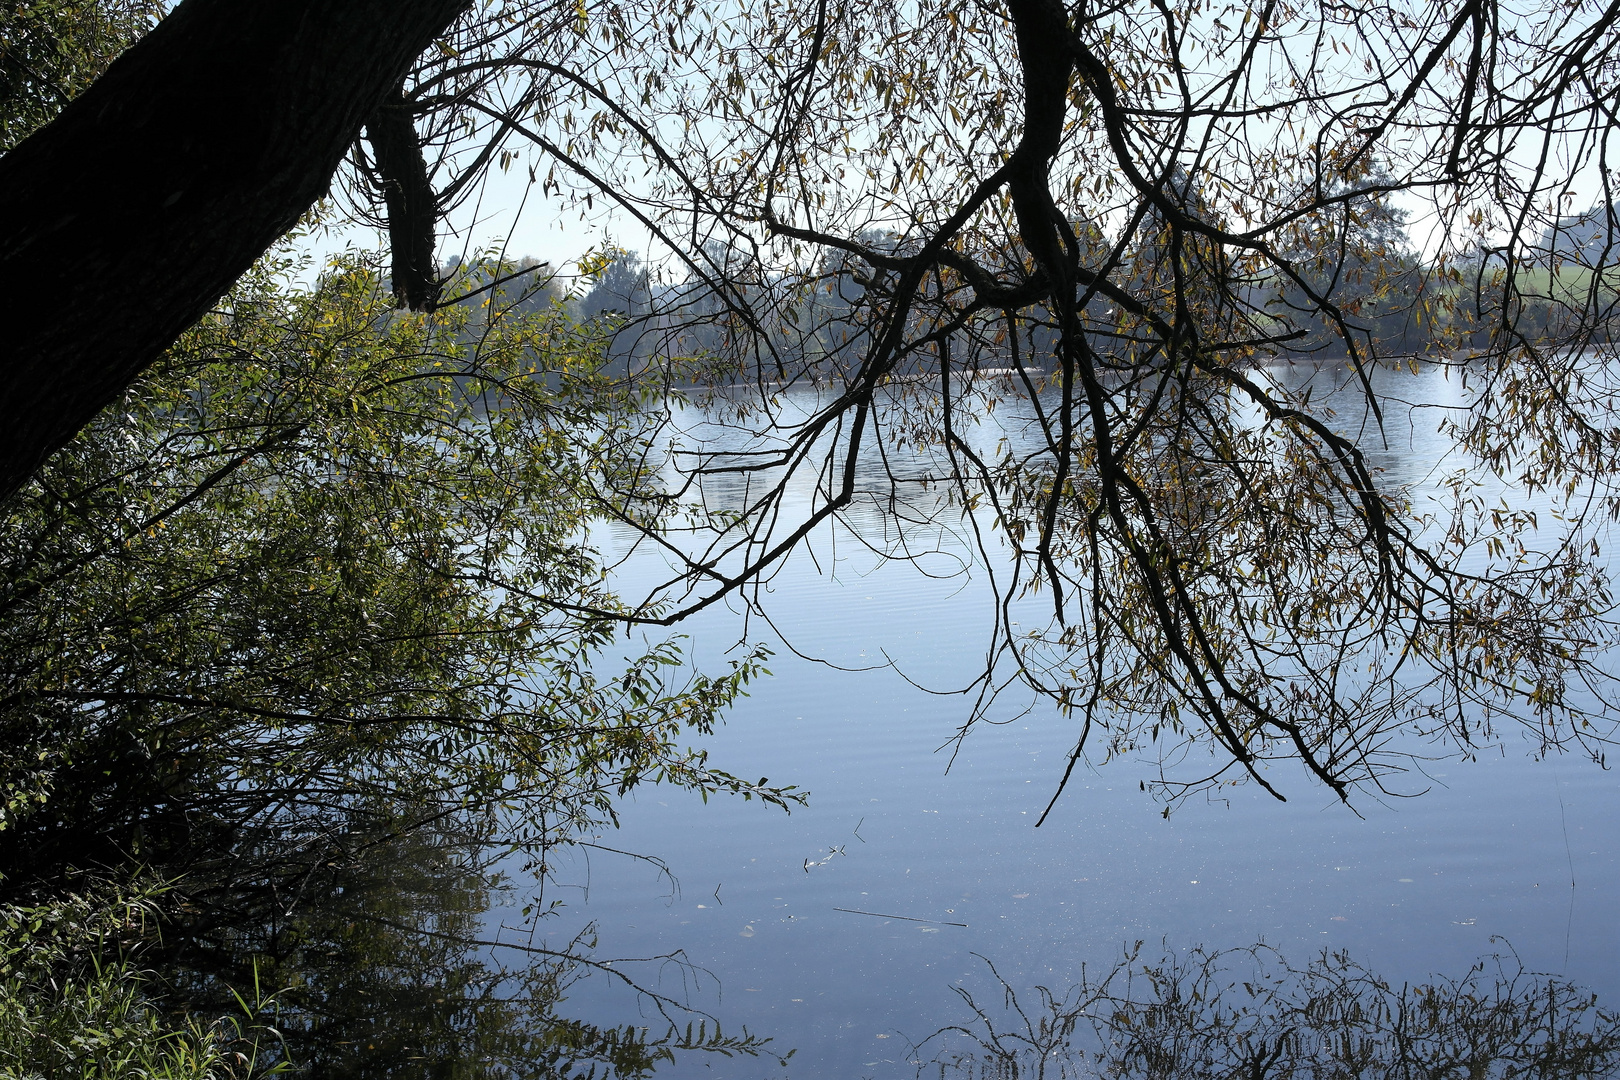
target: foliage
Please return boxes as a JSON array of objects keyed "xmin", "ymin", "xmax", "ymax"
[
  {"xmin": 10, "ymin": 0, "xmax": 1620, "ymax": 1070},
  {"xmin": 359, "ymin": 0, "xmax": 1620, "ymax": 807},
  {"xmin": 0, "ymin": 880, "xmax": 284, "ymax": 1079},
  {"xmin": 165, "ymin": 821, "xmax": 787, "ymax": 1080},
  {"xmin": 0, "ymin": 248, "xmax": 796, "ymax": 891},
  {"xmin": 1270, "ymin": 163, "xmax": 1423, "ymax": 355},
  {"xmin": 21, "ymin": 0, "xmax": 1620, "ymax": 820},
  {"xmin": 0, "ymin": 11, "xmax": 808, "ymax": 1071},
  {"xmin": 578, "ymin": 248, "xmax": 650, "ymax": 322},
  {"xmin": 0, "ymin": 0, "xmax": 163, "ymax": 151}
]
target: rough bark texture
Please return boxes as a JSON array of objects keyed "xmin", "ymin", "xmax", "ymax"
[
  {"xmin": 0, "ymin": 0, "xmax": 471, "ymax": 500},
  {"xmin": 366, "ymin": 85, "xmax": 442, "ymax": 312}
]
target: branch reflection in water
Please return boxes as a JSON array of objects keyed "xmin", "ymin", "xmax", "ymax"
[
  {"xmin": 157, "ymin": 816, "xmax": 788, "ymax": 1079},
  {"xmin": 156, "ymin": 815, "xmax": 1619, "ymax": 1080},
  {"xmin": 916, "ymin": 942, "xmax": 1620, "ymax": 1080}
]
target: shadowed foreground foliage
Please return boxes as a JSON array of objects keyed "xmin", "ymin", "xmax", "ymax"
[
  {"xmin": 0, "ymin": 249, "xmax": 791, "ymax": 892},
  {"xmin": 0, "ymin": 252, "xmax": 795, "ymax": 1076},
  {"xmin": 0, "ymin": 824, "xmax": 788, "ymax": 1080},
  {"xmin": 159, "ymin": 820, "xmax": 785, "ymax": 1079},
  {"xmin": 0, "ymin": 882, "xmax": 283, "ymax": 1079}
]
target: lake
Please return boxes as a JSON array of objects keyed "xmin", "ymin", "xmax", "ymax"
[{"xmin": 488, "ymin": 360, "xmax": 1620, "ymax": 1077}]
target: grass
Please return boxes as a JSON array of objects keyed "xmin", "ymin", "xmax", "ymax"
[{"xmin": 0, "ymin": 883, "xmax": 286, "ymax": 1080}]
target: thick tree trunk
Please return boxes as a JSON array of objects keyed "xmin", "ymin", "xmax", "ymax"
[{"xmin": 0, "ymin": 0, "xmax": 470, "ymax": 500}]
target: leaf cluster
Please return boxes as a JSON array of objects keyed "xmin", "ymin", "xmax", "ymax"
[
  {"xmin": 0, "ymin": 0, "xmax": 162, "ymax": 151},
  {"xmin": 0, "ymin": 249, "xmax": 795, "ymax": 895}
]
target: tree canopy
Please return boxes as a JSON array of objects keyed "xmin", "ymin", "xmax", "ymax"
[
  {"xmin": 372, "ymin": 0, "xmax": 1620, "ymax": 807},
  {"xmin": 0, "ymin": 9, "xmax": 809, "ymax": 1050},
  {"xmin": 0, "ymin": 0, "xmax": 472, "ymax": 499},
  {"xmin": 8, "ymin": 0, "xmax": 1620, "ymax": 812}
]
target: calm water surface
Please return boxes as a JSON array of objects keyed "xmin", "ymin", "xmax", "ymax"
[{"xmin": 492, "ymin": 362, "xmax": 1620, "ymax": 1077}]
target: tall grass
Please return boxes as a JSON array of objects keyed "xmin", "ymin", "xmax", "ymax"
[{"xmin": 0, "ymin": 883, "xmax": 284, "ymax": 1079}]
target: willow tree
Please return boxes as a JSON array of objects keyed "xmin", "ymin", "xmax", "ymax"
[
  {"xmin": 396, "ymin": 0, "xmax": 1620, "ymax": 807},
  {"xmin": 0, "ymin": 251, "xmax": 794, "ymax": 894},
  {"xmin": 0, "ymin": 13, "xmax": 794, "ymax": 1062},
  {"xmin": 8, "ymin": 0, "xmax": 1620, "ymax": 809}
]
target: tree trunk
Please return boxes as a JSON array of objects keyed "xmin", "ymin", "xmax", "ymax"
[
  {"xmin": 366, "ymin": 84, "xmax": 442, "ymax": 313},
  {"xmin": 0, "ymin": 0, "xmax": 470, "ymax": 500}
]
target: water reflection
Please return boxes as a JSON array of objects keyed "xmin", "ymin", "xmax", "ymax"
[
  {"xmin": 158, "ymin": 820, "xmax": 788, "ymax": 1078},
  {"xmin": 558, "ymin": 382, "xmax": 1620, "ymax": 1074},
  {"xmin": 152, "ymin": 817, "xmax": 1620, "ymax": 1079},
  {"xmin": 918, "ymin": 942, "xmax": 1620, "ymax": 1079},
  {"xmin": 140, "ymin": 361, "xmax": 1619, "ymax": 1077}
]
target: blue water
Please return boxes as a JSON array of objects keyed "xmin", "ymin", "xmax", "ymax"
[{"xmin": 491, "ymin": 363, "xmax": 1620, "ymax": 1078}]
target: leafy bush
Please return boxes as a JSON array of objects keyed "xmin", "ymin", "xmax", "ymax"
[
  {"xmin": 0, "ymin": 251, "xmax": 790, "ymax": 895},
  {"xmin": 0, "ymin": 883, "xmax": 282, "ymax": 1079}
]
